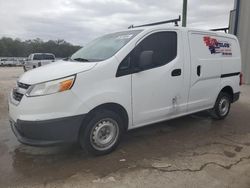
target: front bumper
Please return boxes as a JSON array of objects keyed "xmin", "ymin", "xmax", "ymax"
[{"xmin": 10, "ymin": 115, "xmax": 85, "ymax": 146}]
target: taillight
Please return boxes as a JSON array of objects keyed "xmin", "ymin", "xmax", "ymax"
[{"xmin": 240, "ymin": 72, "xmax": 243, "ymax": 86}]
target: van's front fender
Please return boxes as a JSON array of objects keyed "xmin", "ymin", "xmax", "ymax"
[{"xmin": 72, "ymin": 64, "xmax": 132, "ymax": 127}]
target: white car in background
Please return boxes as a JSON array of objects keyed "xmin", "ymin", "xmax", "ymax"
[
  {"xmin": 23, "ymin": 53, "xmax": 55, "ymax": 71},
  {"xmin": 0, "ymin": 58, "xmax": 20, "ymax": 66},
  {"xmin": 0, "ymin": 58, "xmax": 8, "ymax": 66}
]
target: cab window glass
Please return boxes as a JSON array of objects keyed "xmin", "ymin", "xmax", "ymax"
[
  {"xmin": 116, "ymin": 31, "xmax": 177, "ymax": 77},
  {"xmin": 132, "ymin": 31, "xmax": 177, "ymax": 69},
  {"xmin": 33, "ymin": 54, "xmax": 43, "ymax": 60},
  {"xmin": 44, "ymin": 54, "xmax": 55, "ymax": 60}
]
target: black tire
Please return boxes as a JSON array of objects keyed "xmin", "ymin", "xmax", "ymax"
[
  {"xmin": 211, "ymin": 92, "xmax": 231, "ymax": 120},
  {"xmin": 79, "ymin": 109, "xmax": 124, "ymax": 156}
]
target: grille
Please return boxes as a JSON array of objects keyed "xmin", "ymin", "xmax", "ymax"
[
  {"xmin": 12, "ymin": 82, "xmax": 30, "ymax": 103},
  {"xmin": 17, "ymin": 82, "xmax": 30, "ymax": 89},
  {"xmin": 12, "ymin": 89, "xmax": 24, "ymax": 102}
]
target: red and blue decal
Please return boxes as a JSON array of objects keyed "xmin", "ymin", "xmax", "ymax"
[{"xmin": 203, "ymin": 36, "xmax": 232, "ymax": 56}]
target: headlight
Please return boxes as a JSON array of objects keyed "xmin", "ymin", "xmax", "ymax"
[{"xmin": 26, "ymin": 75, "xmax": 75, "ymax": 97}]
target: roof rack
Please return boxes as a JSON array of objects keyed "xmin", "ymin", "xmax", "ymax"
[
  {"xmin": 210, "ymin": 27, "xmax": 229, "ymax": 33},
  {"xmin": 128, "ymin": 15, "xmax": 181, "ymax": 29}
]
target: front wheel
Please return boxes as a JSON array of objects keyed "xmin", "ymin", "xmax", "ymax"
[
  {"xmin": 211, "ymin": 92, "xmax": 231, "ymax": 120},
  {"xmin": 79, "ymin": 110, "xmax": 124, "ymax": 155}
]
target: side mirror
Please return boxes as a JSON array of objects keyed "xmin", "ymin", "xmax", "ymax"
[{"xmin": 138, "ymin": 50, "xmax": 153, "ymax": 70}]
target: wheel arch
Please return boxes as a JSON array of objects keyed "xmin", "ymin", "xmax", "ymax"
[
  {"xmin": 220, "ymin": 86, "xmax": 234, "ymax": 102},
  {"xmin": 83, "ymin": 103, "xmax": 129, "ymax": 131}
]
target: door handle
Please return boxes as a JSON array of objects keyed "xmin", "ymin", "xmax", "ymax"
[
  {"xmin": 197, "ymin": 65, "xmax": 201, "ymax": 76},
  {"xmin": 171, "ymin": 69, "xmax": 182, "ymax": 77}
]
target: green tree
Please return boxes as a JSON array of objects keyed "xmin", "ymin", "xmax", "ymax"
[{"xmin": 0, "ymin": 37, "xmax": 81, "ymax": 58}]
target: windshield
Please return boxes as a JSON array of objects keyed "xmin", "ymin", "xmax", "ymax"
[{"xmin": 71, "ymin": 30, "xmax": 142, "ymax": 62}]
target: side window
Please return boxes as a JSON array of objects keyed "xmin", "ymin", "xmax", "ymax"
[
  {"xmin": 116, "ymin": 55, "xmax": 131, "ymax": 77},
  {"xmin": 133, "ymin": 31, "xmax": 177, "ymax": 70},
  {"xmin": 33, "ymin": 54, "xmax": 43, "ymax": 60},
  {"xmin": 33, "ymin": 55, "xmax": 38, "ymax": 60},
  {"xmin": 116, "ymin": 31, "xmax": 177, "ymax": 77},
  {"xmin": 43, "ymin": 54, "xmax": 55, "ymax": 60}
]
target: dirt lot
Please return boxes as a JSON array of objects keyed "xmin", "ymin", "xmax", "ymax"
[{"xmin": 1, "ymin": 67, "xmax": 250, "ymax": 188}]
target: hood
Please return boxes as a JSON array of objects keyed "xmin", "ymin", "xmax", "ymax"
[{"xmin": 19, "ymin": 60, "xmax": 97, "ymax": 85}]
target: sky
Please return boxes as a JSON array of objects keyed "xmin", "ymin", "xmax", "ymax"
[{"xmin": 0, "ymin": 0, "xmax": 235, "ymax": 45}]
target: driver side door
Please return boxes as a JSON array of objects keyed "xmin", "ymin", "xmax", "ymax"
[{"xmin": 131, "ymin": 30, "xmax": 187, "ymax": 127}]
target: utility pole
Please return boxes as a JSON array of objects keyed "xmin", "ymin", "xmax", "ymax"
[{"xmin": 182, "ymin": 0, "xmax": 188, "ymax": 27}]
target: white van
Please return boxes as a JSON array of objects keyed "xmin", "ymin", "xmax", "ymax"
[
  {"xmin": 23, "ymin": 53, "xmax": 55, "ymax": 71},
  {"xmin": 9, "ymin": 25, "xmax": 242, "ymax": 155}
]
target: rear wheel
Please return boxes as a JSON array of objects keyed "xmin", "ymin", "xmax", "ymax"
[
  {"xmin": 211, "ymin": 92, "xmax": 231, "ymax": 120},
  {"xmin": 79, "ymin": 110, "xmax": 124, "ymax": 155}
]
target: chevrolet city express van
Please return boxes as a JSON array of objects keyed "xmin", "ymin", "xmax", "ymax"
[{"xmin": 9, "ymin": 26, "xmax": 241, "ymax": 155}]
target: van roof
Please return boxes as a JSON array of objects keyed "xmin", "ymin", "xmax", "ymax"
[{"xmin": 126, "ymin": 25, "xmax": 237, "ymax": 39}]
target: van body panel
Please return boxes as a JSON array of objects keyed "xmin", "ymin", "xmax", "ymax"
[
  {"xmin": 131, "ymin": 29, "xmax": 189, "ymax": 127},
  {"xmin": 20, "ymin": 60, "xmax": 97, "ymax": 84},
  {"xmin": 187, "ymin": 31, "xmax": 241, "ymax": 111},
  {"xmin": 9, "ymin": 90, "xmax": 88, "ymax": 122},
  {"xmin": 72, "ymin": 57, "xmax": 133, "ymax": 128}
]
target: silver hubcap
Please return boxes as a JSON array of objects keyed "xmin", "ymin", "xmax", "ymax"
[
  {"xmin": 90, "ymin": 118, "xmax": 119, "ymax": 151},
  {"xmin": 219, "ymin": 98, "xmax": 229, "ymax": 116}
]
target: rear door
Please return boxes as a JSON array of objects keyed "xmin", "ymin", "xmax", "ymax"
[
  {"xmin": 188, "ymin": 32, "xmax": 223, "ymax": 112},
  {"xmin": 131, "ymin": 30, "xmax": 189, "ymax": 127}
]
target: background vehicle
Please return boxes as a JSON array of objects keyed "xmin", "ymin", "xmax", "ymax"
[
  {"xmin": 9, "ymin": 22, "xmax": 241, "ymax": 155},
  {"xmin": 0, "ymin": 58, "xmax": 8, "ymax": 66},
  {"xmin": 23, "ymin": 53, "xmax": 55, "ymax": 71},
  {"xmin": 0, "ymin": 58, "xmax": 21, "ymax": 66}
]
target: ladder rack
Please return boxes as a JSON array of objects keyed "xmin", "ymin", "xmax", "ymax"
[{"xmin": 128, "ymin": 15, "xmax": 181, "ymax": 29}]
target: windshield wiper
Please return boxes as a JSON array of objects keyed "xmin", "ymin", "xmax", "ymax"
[{"xmin": 72, "ymin": 58, "xmax": 90, "ymax": 62}]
